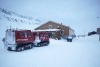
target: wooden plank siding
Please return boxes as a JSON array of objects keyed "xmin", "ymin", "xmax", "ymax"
[{"xmin": 35, "ymin": 21, "xmax": 74, "ymax": 39}]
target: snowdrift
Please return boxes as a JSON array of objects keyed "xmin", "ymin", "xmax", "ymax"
[{"xmin": 0, "ymin": 35, "xmax": 100, "ymax": 67}]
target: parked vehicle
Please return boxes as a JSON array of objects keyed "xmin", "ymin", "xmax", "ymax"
[
  {"xmin": 2, "ymin": 29, "xmax": 49, "ymax": 51},
  {"xmin": 67, "ymin": 36, "xmax": 73, "ymax": 42}
]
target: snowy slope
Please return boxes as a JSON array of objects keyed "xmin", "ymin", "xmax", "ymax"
[
  {"xmin": 0, "ymin": 35, "xmax": 100, "ymax": 67},
  {"xmin": 0, "ymin": 7, "xmax": 40, "ymax": 43}
]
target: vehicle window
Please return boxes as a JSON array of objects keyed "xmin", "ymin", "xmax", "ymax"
[
  {"xmin": 27, "ymin": 32, "xmax": 31, "ymax": 37},
  {"xmin": 20, "ymin": 32, "xmax": 25, "ymax": 37}
]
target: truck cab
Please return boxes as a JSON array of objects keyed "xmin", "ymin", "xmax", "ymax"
[{"xmin": 3, "ymin": 29, "xmax": 34, "ymax": 51}]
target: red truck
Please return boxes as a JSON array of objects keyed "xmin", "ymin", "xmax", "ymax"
[{"xmin": 3, "ymin": 29, "xmax": 49, "ymax": 51}]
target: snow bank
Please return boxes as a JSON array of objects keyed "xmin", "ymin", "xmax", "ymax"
[{"xmin": 0, "ymin": 35, "xmax": 100, "ymax": 67}]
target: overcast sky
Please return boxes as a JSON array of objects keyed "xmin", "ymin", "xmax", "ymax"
[{"xmin": 0, "ymin": 0, "xmax": 100, "ymax": 34}]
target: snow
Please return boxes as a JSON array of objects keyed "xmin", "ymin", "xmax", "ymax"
[
  {"xmin": 34, "ymin": 29, "xmax": 61, "ymax": 32},
  {"xmin": 0, "ymin": 8, "xmax": 100, "ymax": 67},
  {"xmin": 0, "ymin": 8, "xmax": 40, "ymax": 43},
  {"xmin": 67, "ymin": 36, "xmax": 73, "ymax": 39},
  {"xmin": 0, "ymin": 35, "xmax": 100, "ymax": 67}
]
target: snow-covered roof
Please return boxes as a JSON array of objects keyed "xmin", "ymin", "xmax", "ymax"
[{"xmin": 33, "ymin": 29, "xmax": 61, "ymax": 32}]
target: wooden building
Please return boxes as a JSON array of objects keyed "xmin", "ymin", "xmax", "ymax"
[{"xmin": 35, "ymin": 21, "xmax": 75, "ymax": 39}]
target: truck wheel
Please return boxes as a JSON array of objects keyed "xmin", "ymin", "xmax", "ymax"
[
  {"xmin": 46, "ymin": 43, "xmax": 49, "ymax": 46},
  {"xmin": 7, "ymin": 47, "xmax": 12, "ymax": 51},
  {"xmin": 43, "ymin": 43, "xmax": 46, "ymax": 46},
  {"xmin": 47, "ymin": 42, "xmax": 49, "ymax": 46},
  {"xmin": 21, "ymin": 47, "xmax": 24, "ymax": 51},
  {"xmin": 37, "ymin": 43, "xmax": 41, "ymax": 47},
  {"xmin": 44, "ymin": 42, "xmax": 49, "ymax": 46},
  {"xmin": 28, "ymin": 44, "xmax": 33, "ymax": 49},
  {"xmin": 16, "ymin": 47, "xmax": 22, "ymax": 52}
]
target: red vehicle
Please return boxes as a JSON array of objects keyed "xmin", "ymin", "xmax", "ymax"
[
  {"xmin": 33, "ymin": 32, "xmax": 49, "ymax": 47},
  {"xmin": 3, "ymin": 29, "xmax": 49, "ymax": 51}
]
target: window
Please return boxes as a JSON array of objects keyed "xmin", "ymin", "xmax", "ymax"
[
  {"xmin": 20, "ymin": 32, "xmax": 25, "ymax": 37},
  {"xmin": 27, "ymin": 32, "xmax": 31, "ymax": 37},
  {"xmin": 60, "ymin": 30, "xmax": 64, "ymax": 35},
  {"xmin": 57, "ymin": 26, "xmax": 60, "ymax": 29},
  {"xmin": 48, "ymin": 25, "xmax": 52, "ymax": 29}
]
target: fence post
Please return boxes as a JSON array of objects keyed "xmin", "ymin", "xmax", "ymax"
[{"xmin": 99, "ymin": 34, "xmax": 100, "ymax": 42}]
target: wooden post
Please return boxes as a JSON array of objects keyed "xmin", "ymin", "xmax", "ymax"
[
  {"xmin": 99, "ymin": 34, "xmax": 100, "ymax": 42},
  {"xmin": 97, "ymin": 28, "xmax": 100, "ymax": 42}
]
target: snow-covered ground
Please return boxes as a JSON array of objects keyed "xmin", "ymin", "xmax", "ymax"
[{"xmin": 0, "ymin": 35, "xmax": 100, "ymax": 67}]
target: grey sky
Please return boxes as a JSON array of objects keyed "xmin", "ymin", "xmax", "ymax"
[{"xmin": 0, "ymin": 0, "xmax": 100, "ymax": 34}]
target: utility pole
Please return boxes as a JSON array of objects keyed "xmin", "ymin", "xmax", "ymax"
[
  {"xmin": 97, "ymin": 28, "xmax": 100, "ymax": 42},
  {"xmin": 99, "ymin": 34, "xmax": 100, "ymax": 42}
]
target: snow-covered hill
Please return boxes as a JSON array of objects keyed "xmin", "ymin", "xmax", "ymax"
[{"xmin": 0, "ymin": 7, "xmax": 41, "ymax": 42}]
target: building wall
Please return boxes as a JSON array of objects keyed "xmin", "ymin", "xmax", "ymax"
[
  {"xmin": 35, "ymin": 21, "xmax": 74, "ymax": 39},
  {"xmin": 47, "ymin": 31, "xmax": 60, "ymax": 39},
  {"xmin": 35, "ymin": 21, "xmax": 69, "ymax": 36},
  {"xmin": 69, "ymin": 28, "xmax": 75, "ymax": 36}
]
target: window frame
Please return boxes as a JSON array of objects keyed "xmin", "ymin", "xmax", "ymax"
[
  {"xmin": 60, "ymin": 30, "xmax": 64, "ymax": 35},
  {"xmin": 48, "ymin": 25, "xmax": 52, "ymax": 29}
]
